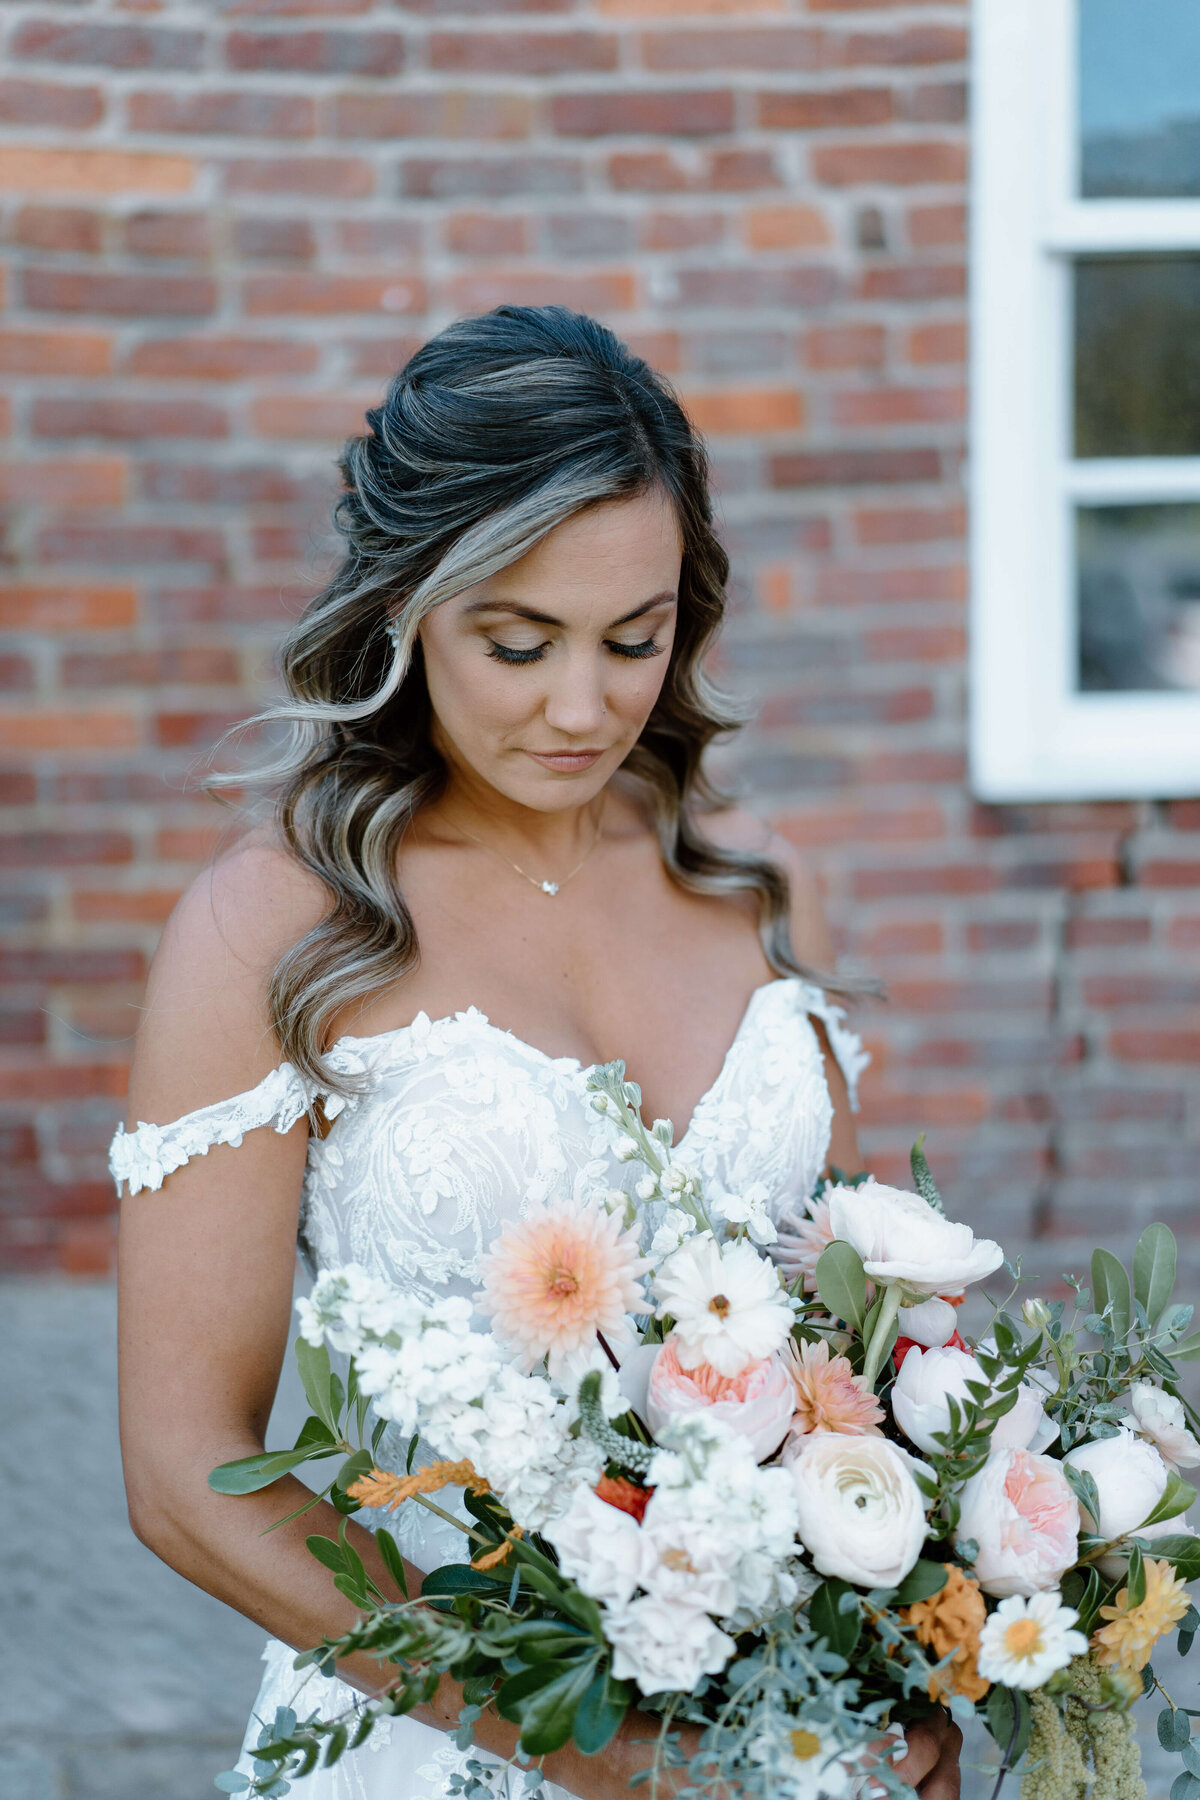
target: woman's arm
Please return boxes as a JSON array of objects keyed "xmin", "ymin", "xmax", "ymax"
[{"xmin": 117, "ymin": 841, "xmax": 669, "ymax": 1799}]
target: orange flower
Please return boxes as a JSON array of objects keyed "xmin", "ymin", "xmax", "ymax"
[
  {"xmin": 785, "ymin": 1337, "xmax": 885, "ymax": 1439},
  {"xmin": 904, "ymin": 1565, "xmax": 990, "ymax": 1703},
  {"xmin": 595, "ymin": 1474, "xmax": 653, "ymax": 1523},
  {"xmin": 347, "ymin": 1459, "xmax": 489, "ymax": 1511},
  {"xmin": 1093, "ymin": 1557, "xmax": 1191, "ymax": 1673}
]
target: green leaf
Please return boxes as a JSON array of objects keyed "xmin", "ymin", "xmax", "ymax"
[
  {"xmin": 1063, "ymin": 1463, "xmax": 1102, "ymax": 1530},
  {"xmin": 910, "ymin": 1133, "xmax": 945, "ymax": 1214},
  {"xmin": 1172, "ymin": 1771, "xmax": 1200, "ymax": 1800},
  {"xmin": 421, "ymin": 1563, "xmax": 507, "ymax": 1600},
  {"xmin": 306, "ymin": 1533, "xmax": 348, "ymax": 1575},
  {"xmin": 1142, "ymin": 1535, "xmax": 1200, "ymax": 1581},
  {"xmin": 293, "ymin": 1414, "xmax": 337, "ymax": 1452},
  {"xmin": 1143, "ymin": 1472, "xmax": 1197, "ymax": 1530},
  {"xmin": 1159, "ymin": 1709, "xmax": 1192, "ymax": 1753},
  {"xmin": 335, "ymin": 1448, "xmax": 374, "ymax": 1497},
  {"xmin": 986, "ymin": 1686, "xmax": 1032, "ymax": 1767},
  {"xmin": 295, "ymin": 1337, "xmax": 337, "ymax": 1434},
  {"xmin": 892, "ymin": 1560, "xmax": 950, "ymax": 1607},
  {"xmin": 513, "ymin": 1659, "xmax": 599, "ymax": 1758},
  {"xmin": 809, "ymin": 1579, "xmax": 861, "ymax": 1659},
  {"xmin": 1091, "ymin": 1249, "xmax": 1132, "ymax": 1340},
  {"xmin": 214, "ymin": 1775, "xmax": 251, "ymax": 1793},
  {"xmin": 1135, "ymin": 1225, "xmax": 1178, "ymax": 1328},
  {"xmin": 1126, "ymin": 1543, "xmax": 1147, "ymax": 1608},
  {"xmin": 208, "ymin": 1442, "xmax": 340, "ymax": 1495},
  {"xmin": 815, "ymin": 1241, "xmax": 868, "ymax": 1336},
  {"xmin": 1172, "ymin": 1333, "xmax": 1200, "ymax": 1362},
  {"xmin": 375, "ymin": 1527, "xmax": 409, "ymax": 1600},
  {"xmin": 572, "ymin": 1669, "xmax": 630, "ymax": 1756}
]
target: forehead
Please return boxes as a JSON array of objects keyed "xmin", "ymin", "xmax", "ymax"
[{"xmin": 468, "ymin": 490, "xmax": 683, "ymax": 607}]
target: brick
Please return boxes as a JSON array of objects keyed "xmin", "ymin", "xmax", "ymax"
[
  {"xmin": 401, "ymin": 154, "xmax": 585, "ymax": 199},
  {"xmin": 344, "ymin": 335, "xmax": 423, "ymax": 379},
  {"xmin": 250, "ymin": 394, "xmax": 371, "ymax": 439},
  {"xmin": 0, "ymin": 79, "xmax": 104, "ymax": 129},
  {"xmin": 0, "ymin": 1064, "xmax": 126, "ymax": 1100},
  {"xmin": 0, "ymin": 459, "xmax": 126, "ymax": 506},
  {"xmin": 127, "ymin": 90, "xmax": 316, "ymax": 138},
  {"xmin": 804, "ymin": 323, "xmax": 886, "ymax": 368},
  {"xmin": 11, "ymin": 21, "xmax": 204, "ymax": 69},
  {"xmin": 0, "ymin": 329, "xmax": 111, "ymax": 376},
  {"xmin": 138, "ymin": 463, "xmax": 331, "ymax": 505},
  {"xmin": 812, "ymin": 140, "xmax": 967, "ymax": 186},
  {"xmin": 744, "ymin": 204, "xmax": 832, "ymax": 249},
  {"xmin": 641, "ymin": 26, "xmax": 821, "ymax": 69},
  {"xmin": 1165, "ymin": 800, "xmax": 1200, "ymax": 828},
  {"xmin": 1083, "ymin": 974, "xmax": 1200, "ymax": 1008},
  {"xmin": 448, "ymin": 268, "xmax": 637, "ymax": 315},
  {"xmin": 1109, "ymin": 1031, "xmax": 1200, "ymax": 1063},
  {"xmin": 859, "ymin": 919, "xmax": 944, "ymax": 957},
  {"xmin": 1064, "ymin": 916, "xmax": 1152, "ymax": 948},
  {"xmin": 122, "ymin": 210, "xmax": 212, "ymax": 258},
  {"xmin": 552, "ymin": 90, "xmax": 735, "ymax": 137},
  {"xmin": 334, "ymin": 92, "xmax": 532, "ymax": 141},
  {"xmin": 759, "ymin": 684, "xmax": 932, "ymax": 726},
  {"xmin": 771, "ymin": 446, "xmax": 941, "ymax": 487},
  {"xmin": 0, "ymin": 147, "xmax": 195, "ymax": 196},
  {"xmin": 966, "ymin": 920, "xmax": 1041, "ymax": 952},
  {"xmin": 22, "ymin": 268, "xmax": 216, "ymax": 317},
  {"xmin": 429, "ymin": 31, "xmax": 618, "ymax": 74},
  {"xmin": 154, "ymin": 710, "xmax": 248, "ymax": 748},
  {"xmin": 223, "ymin": 156, "xmax": 375, "ymax": 197},
  {"xmin": 73, "ymin": 888, "xmax": 183, "ymax": 925},
  {"xmin": 445, "ymin": 213, "xmax": 530, "ymax": 257},
  {"xmin": 245, "ymin": 272, "xmax": 424, "ymax": 316},
  {"xmin": 855, "ymin": 503, "xmax": 965, "ymax": 544},
  {"xmin": 0, "ymin": 831, "xmax": 132, "ymax": 869},
  {"xmin": 757, "ymin": 87, "xmax": 893, "ymax": 130},
  {"xmin": 0, "ymin": 712, "xmax": 137, "ymax": 754},
  {"xmin": 776, "ymin": 803, "xmax": 944, "ymax": 846},
  {"xmin": 834, "ymin": 384, "xmax": 966, "ymax": 427},
  {"xmin": 38, "ymin": 523, "xmax": 227, "ymax": 570},
  {"xmin": 909, "ymin": 320, "xmax": 967, "ymax": 364},
  {"xmin": 908, "ymin": 202, "xmax": 967, "ymax": 248},
  {"xmin": 0, "ymin": 585, "xmax": 136, "ymax": 631},
  {"xmin": 12, "ymin": 206, "xmax": 103, "ymax": 254},
  {"xmin": 152, "ymin": 584, "xmax": 304, "ymax": 624},
  {"xmin": 860, "ymin": 262, "xmax": 966, "ymax": 301},
  {"xmin": 225, "ymin": 29, "xmax": 407, "ymax": 75},
  {"xmin": 674, "ymin": 265, "xmax": 838, "ymax": 307},
  {"xmin": 64, "ymin": 647, "xmax": 238, "ymax": 690},
  {"xmin": 608, "ymin": 151, "xmax": 691, "ymax": 193},
  {"xmin": 231, "ymin": 215, "xmax": 316, "ymax": 260},
  {"xmin": 866, "ymin": 624, "xmax": 966, "ymax": 661},
  {"xmin": 838, "ymin": 26, "xmax": 968, "ymax": 66},
  {"xmin": 545, "ymin": 213, "xmax": 634, "ymax": 257},
  {"xmin": 157, "ymin": 825, "xmax": 226, "ymax": 862},
  {"xmin": 33, "ymin": 398, "xmax": 229, "ymax": 442},
  {"xmin": 596, "ymin": 0, "xmax": 787, "ymax": 11},
  {"xmin": 336, "ymin": 219, "xmax": 423, "ymax": 258},
  {"xmin": 971, "ymin": 802, "xmax": 1137, "ymax": 836},
  {"xmin": 682, "ymin": 387, "xmax": 803, "ymax": 433},
  {"xmin": 860, "ymin": 749, "xmax": 967, "ymax": 784},
  {"xmin": 1139, "ymin": 859, "xmax": 1200, "ymax": 888},
  {"xmin": 906, "ymin": 81, "xmax": 968, "ymax": 125},
  {"xmin": 126, "ymin": 336, "xmax": 318, "ymax": 378},
  {"xmin": 0, "ymin": 657, "xmax": 33, "ymax": 693},
  {"xmin": 642, "ymin": 210, "xmax": 726, "ymax": 251},
  {"xmin": 251, "ymin": 522, "xmax": 313, "ymax": 562}
]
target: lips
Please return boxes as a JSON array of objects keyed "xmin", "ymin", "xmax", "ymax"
[{"xmin": 526, "ymin": 749, "xmax": 607, "ymax": 772}]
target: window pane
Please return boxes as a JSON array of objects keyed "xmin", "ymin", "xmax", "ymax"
[
  {"xmin": 1078, "ymin": 503, "xmax": 1200, "ymax": 692},
  {"xmin": 1080, "ymin": 0, "xmax": 1200, "ymax": 197},
  {"xmin": 1075, "ymin": 256, "xmax": 1200, "ymax": 457}
]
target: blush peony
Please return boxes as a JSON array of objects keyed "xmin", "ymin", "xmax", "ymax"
[
  {"xmin": 645, "ymin": 1336, "xmax": 795, "ymax": 1462},
  {"xmin": 954, "ymin": 1448, "xmax": 1079, "ymax": 1597}
]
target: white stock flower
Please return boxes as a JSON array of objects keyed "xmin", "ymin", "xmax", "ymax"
[
  {"xmin": 654, "ymin": 1233, "xmax": 793, "ymax": 1377},
  {"xmin": 544, "ymin": 1487, "xmax": 647, "ymax": 1609},
  {"xmin": 788, "ymin": 1433, "xmax": 928, "ymax": 1588},
  {"xmin": 977, "ymin": 1593, "xmax": 1088, "ymax": 1690},
  {"xmin": 1129, "ymin": 1382, "xmax": 1200, "ymax": 1469},
  {"xmin": 826, "ymin": 1182, "xmax": 1004, "ymax": 1295},
  {"xmin": 892, "ymin": 1346, "xmax": 1055, "ymax": 1457},
  {"xmin": 715, "ymin": 1183, "xmax": 779, "ymax": 1247},
  {"xmin": 648, "ymin": 1207, "xmax": 696, "ymax": 1264},
  {"xmin": 605, "ymin": 1595, "xmax": 735, "ymax": 1695}
]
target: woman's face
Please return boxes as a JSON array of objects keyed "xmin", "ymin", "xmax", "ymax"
[{"xmin": 417, "ymin": 488, "xmax": 683, "ymax": 813}]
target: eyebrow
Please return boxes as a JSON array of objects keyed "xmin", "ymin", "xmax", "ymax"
[{"xmin": 461, "ymin": 591, "xmax": 678, "ymax": 629}]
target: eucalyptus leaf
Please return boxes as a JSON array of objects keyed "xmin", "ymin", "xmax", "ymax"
[
  {"xmin": 1092, "ymin": 1249, "xmax": 1132, "ymax": 1340},
  {"xmin": 1135, "ymin": 1224, "xmax": 1177, "ymax": 1327},
  {"xmin": 1159, "ymin": 1708, "xmax": 1191, "ymax": 1753},
  {"xmin": 815, "ymin": 1241, "xmax": 868, "ymax": 1336}
]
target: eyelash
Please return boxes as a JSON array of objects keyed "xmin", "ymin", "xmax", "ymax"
[{"xmin": 486, "ymin": 637, "xmax": 663, "ymax": 667}]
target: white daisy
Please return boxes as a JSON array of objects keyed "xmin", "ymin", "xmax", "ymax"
[
  {"xmin": 977, "ymin": 1592, "xmax": 1089, "ymax": 1690},
  {"xmin": 653, "ymin": 1233, "xmax": 793, "ymax": 1376}
]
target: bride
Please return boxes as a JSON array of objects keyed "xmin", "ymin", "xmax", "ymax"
[{"xmin": 114, "ymin": 306, "xmax": 961, "ymax": 1800}]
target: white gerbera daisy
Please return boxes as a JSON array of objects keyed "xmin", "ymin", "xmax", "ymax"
[
  {"xmin": 977, "ymin": 1592, "xmax": 1088, "ymax": 1691},
  {"xmin": 653, "ymin": 1234, "xmax": 793, "ymax": 1377}
]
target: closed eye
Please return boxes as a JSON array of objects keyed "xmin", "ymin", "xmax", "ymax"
[
  {"xmin": 486, "ymin": 641, "xmax": 547, "ymax": 666},
  {"xmin": 486, "ymin": 636, "xmax": 664, "ymax": 666},
  {"xmin": 607, "ymin": 637, "xmax": 663, "ymax": 661}
]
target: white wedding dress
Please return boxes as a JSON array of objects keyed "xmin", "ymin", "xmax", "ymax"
[{"xmin": 110, "ymin": 977, "xmax": 867, "ymax": 1800}]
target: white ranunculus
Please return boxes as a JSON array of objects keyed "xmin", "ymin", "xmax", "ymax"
[
  {"xmin": 543, "ymin": 1487, "xmax": 647, "ymax": 1609},
  {"xmin": 605, "ymin": 1595, "xmax": 735, "ymax": 1695},
  {"xmin": 1062, "ymin": 1428, "xmax": 1190, "ymax": 1576},
  {"xmin": 826, "ymin": 1181, "xmax": 1004, "ymax": 1294},
  {"xmin": 1128, "ymin": 1382, "xmax": 1200, "ymax": 1470},
  {"xmin": 898, "ymin": 1296, "xmax": 960, "ymax": 1347},
  {"xmin": 788, "ymin": 1432, "xmax": 928, "ymax": 1588},
  {"xmin": 892, "ymin": 1346, "xmax": 1055, "ymax": 1457},
  {"xmin": 653, "ymin": 1233, "xmax": 794, "ymax": 1377}
]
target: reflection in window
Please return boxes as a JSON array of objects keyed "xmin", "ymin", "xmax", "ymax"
[
  {"xmin": 1080, "ymin": 0, "xmax": 1200, "ymax": 197},
  {"xmin": 1075, "ymin": 256, "xmax": 1200, "ymax": 457},
  {"xmin": 1078, "ymin": 504, "xmax": 1200, "ymax": 692}
]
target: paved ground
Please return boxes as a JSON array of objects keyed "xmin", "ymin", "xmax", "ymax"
[{"xmin": 1, "ymin": 1279, "xmax": 1194, "ymax": 1799}]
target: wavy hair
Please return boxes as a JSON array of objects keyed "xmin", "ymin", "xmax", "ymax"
[{"xmin": 217, "ymin": 306, "xmax": 844, "ymax": 1095}]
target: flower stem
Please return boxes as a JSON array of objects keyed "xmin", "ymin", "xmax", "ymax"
[{"xmin": 861, "ymin": 1283, "xmax": 904, "ymax": 1389}]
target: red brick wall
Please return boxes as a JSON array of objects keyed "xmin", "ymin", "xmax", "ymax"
[{"xmin": 2, "ymin": 0, "xmax": 1197, "ymax": 1282}]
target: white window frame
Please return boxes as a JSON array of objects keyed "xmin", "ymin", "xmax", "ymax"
[{"xmin": 970, "ymin": 0, "xmax": 1200, "ymax": 800}]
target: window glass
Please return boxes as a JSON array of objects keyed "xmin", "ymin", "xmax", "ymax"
[
  {"xmin": 1077, "ymin": 503, "xmax": 1200, "ymax": 692},
  {"xmin": 1079, "ymin": 0, "xmax": 1200, "ymax": 197},
  {"xmin": 1074, "ymin": 256, "xmax": 1200, "ymax": 457}
]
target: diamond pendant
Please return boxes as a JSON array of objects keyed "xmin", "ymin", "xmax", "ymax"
[{"xmin": 541, "ymin": 880, "xmax": 559, "ymax": 896}]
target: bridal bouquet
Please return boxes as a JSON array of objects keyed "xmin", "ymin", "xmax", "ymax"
[{"xmin": 214, "ymin": 1066, "xmax": 1200, "ymax": 1800}]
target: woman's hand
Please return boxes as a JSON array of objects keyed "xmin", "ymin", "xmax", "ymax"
[{"xmin": 894, "ymin": 1713, "xmax": 963, "ymax": 1800}]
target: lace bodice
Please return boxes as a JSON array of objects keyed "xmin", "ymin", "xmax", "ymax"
[{"xmin": 110, "ymin": 979, "xmax": 866, "ymax": 1293}]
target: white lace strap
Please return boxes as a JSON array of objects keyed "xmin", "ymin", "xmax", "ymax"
[
  {"xmin": 796, "ymin": 982, "xmax": 870, "ymax": 1113},
  {"xmin": 109, "ymin": 1062, "xmax": 314, "ymax": 1197}
]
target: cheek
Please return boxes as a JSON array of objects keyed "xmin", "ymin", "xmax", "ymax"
[{"xmin": 422, "ymin": 637, "xmax": 535, "ymax": 737}]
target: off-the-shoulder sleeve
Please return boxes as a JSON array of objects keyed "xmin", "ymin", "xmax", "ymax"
[
  {"xmin": 796, "ymin": 981, "xmax": 870, "ymax": 1113},
  {"xmin": 109, "ymin": 1062, "xmax": 314, "ymax": 1197}
]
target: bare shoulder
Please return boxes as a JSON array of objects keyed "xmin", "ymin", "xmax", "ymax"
[
  {"xmin": 127, "ymin": 832, "xmax": 330, "ymax": 1124},
  {"xmin": 698, "ymin": 805, "xmax": 833, "ymax": 970}
]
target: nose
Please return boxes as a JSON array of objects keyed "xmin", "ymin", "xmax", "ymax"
[{"xmin": 541, "ymin": 647, "xmax": 609, "ymax": 739}]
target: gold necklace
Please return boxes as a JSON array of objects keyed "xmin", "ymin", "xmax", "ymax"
[{"xmin": 451, "ymin": 801, "xmax": 605, "ymax": 898}]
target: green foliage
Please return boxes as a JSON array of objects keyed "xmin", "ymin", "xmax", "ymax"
[
  {"xmin": 809, "ymin": 1579, "xmax": 861, "ymax": 1659},
  {"xmin": 1134, "ymin": 1224, "xmax": 1178, "ymax": 1327},
  {"xmin": 814, "ymin": 1241, "xmax": 868, "ymax": 1336},
  {"xmin": 1091, "ymin": 1248, "xmax": 1133, "ymax": 1341},
  {"xmin": 909, "ymin": 1134, "xmax": 945, "ymax": 1215},
  {"xmin": 985, "ymin": 1685, "xmax": 1033, "ymax": 1767},
  {"xmin": 575, "ymin": 1369, "xmax": 653, "ymax": 1476}
]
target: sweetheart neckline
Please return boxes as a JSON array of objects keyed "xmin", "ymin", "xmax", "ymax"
[{"xmin": 330, "ymin": 975, "xmax": 800, "ymax": 1149}]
